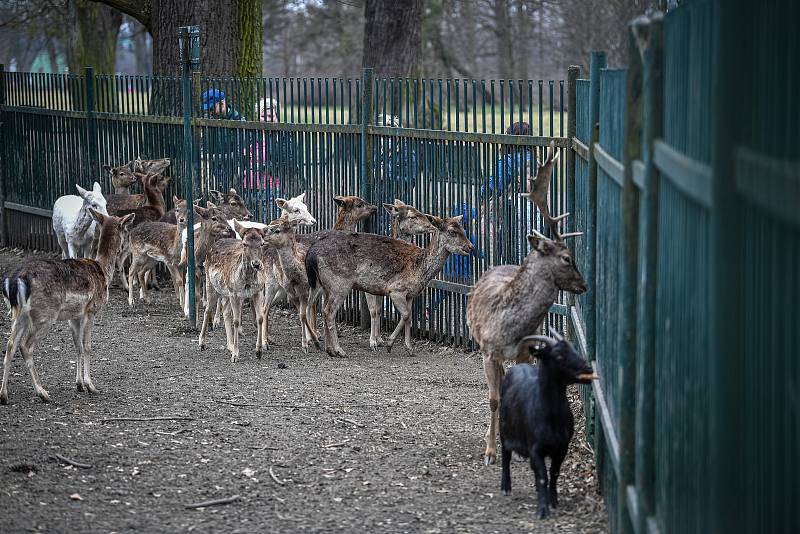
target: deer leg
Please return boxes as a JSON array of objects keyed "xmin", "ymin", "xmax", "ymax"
[
  {"xmin": 19, "ymin": 331, "xmax": 49, "ymax": 402},
  {"xmin": 261, "ymin": 282, "xmax": 281, "ymax": 351},
  {"xmin": 322, "ymin": 289, "xmax": 347, "ymax": 357},
  {"xmin": 403, "ymin": 296, "xmax": 413, "ymax": 354},
  {"xmin": 366, "ymin": 294, "xmax": 383, "ymax": 351},
  {"xmin": 252, "ymin": 291, "xmax": 265, "ymax": 359},
  {"xmin": 198, "ymin": 288, "xmax": 219, "ymax": 351},
  {"xmin": 0, "ymin": 318, "xmax": 27, "ymax": 404},
  {"xmin": 81, "ymin": 316, "xmax": 98, "ymax": 394},
  {"xmin": 55, "ymin": 233, "xmax": 69, "ymax": 259},
  {"xmin": 127, "ymin": 257, "xmax": 141, "ymax": 307},
  {"xmin": 117, "ymin": 254, "xmax": 129, "ymax": 291},
  {"xmin": 67, "ymin": 241, "xmax": 78, "ymax": 260},
  {"xmin": 213, "ymin": 299, "xmax": 223, "ymax": 329},
  {"xmin": 167, "ymin": 264, "xmax": 185, "ymax": 308},
  {"xmin": 303, "ymin": 297, "xmax": 320, "ymax": 350},
  {"xmin": 229, "ymin": 297, "xmax": 243, "ymax": 363},
  {"xmin": 137, "ymin": 267, "xmax": 150, "ymax": 303},
  {"xmin": 222, "ymin": 299, "xmax": 235, "ymax": 355},
  {"xmin": 483, "ymin": 355, "xmax": 504, "ymax": 466},
  {"xmin": 385, "ymin": 292, "xmax": 411, "ymax": 354},
  {"xmin": 69, "ymin": 318, "xmax": 85, "ymax": 391}
]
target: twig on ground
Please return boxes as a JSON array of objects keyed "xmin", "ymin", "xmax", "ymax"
[
  {"xmin": 335, "ymin": 417, "xmax": 365, "ymax": 428},
  {"xmin": 184, "ymin": 495, "xmax": 241, "ymax": 509},
  {"xmin": 215, "ymin": 399, "xmax": 257, "ymax": 407},
  {"xmin": 154, "ymin": 429, "xmax": 189, "ymax": 436},
  {"xmin": 321, "ymin": 439, "xmax": 350, "ymax": 448},
  {"xmin": 52, "ymin": 454, "xmax": 92, "ymax": 469},
  {"xmin": 101, "ymin": 416, "xmax": 194, "ymax": 423},
  {"xmin": 269, "ymin": 466, "xmax": 285, "ymax": 486},
  {"xmin": 248, "ymin": 444, "xmax": 280, "ymax": 450},
  {"xmin": 157, "ymin": 371, "xmax": 190, "ymax": 381}
]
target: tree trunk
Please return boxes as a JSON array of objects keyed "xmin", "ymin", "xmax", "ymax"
[
  {"xmin": 92, "ymin": 0, "xmax": 263, "ymax": 77},
  {"xmin": 69, "ymin": 0, "xmax": 123, "ymax": 75},
  {"xmin": 362, "ymin": 0, "xmax": 423, "ymax": 78}
]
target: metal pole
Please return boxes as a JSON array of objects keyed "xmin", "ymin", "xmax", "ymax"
[
  {"xmin": 85, "ymin": 67, "xmax": 98, "ymax": 184},
  {"xmin": 180, "ymin": 26, "xmax": 200, "ymax": 328},
  {"xmin": 359, "ymin": 67, "xmax": 374, "ymax": 330},
  {"xmin": 0, "ymin": 64, "xmax": 7, "ymax": 247}
]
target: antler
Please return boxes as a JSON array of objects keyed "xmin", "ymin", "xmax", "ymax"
[{"xmin": 519, "ymin": 140, "xmax": 561, "ymax": 228}]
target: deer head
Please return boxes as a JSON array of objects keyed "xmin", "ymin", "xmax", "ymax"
[
  {"xmin": 133, "ymin": 157, "xmax": 171, "ymax": 176},
  {"xmin": 424, "ymin": 214, "xmax": 474, "ymax": 255},
  {"xmin": 384, "ymin": 199, "xmax": 437, "ymax": 238},
  {"xmin": 210, "ymin": 188, "xmax": 250, "ymax": 221},
  {"xmin": 334, "ymin": 195, "xmax": 377, "ymax": 221},
  {"xmin": 275, "ymin": 192, "xmax": 316, "ymax": 226},
  {"xmin": 76, "ymin": 182, "xmax": 108, "ymax": 216},
  {"xmin": 526, "ymin": 214, "xmax": 586, "ymax": 294}
]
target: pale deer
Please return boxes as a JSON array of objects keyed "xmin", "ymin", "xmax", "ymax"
[
  {"xmin": 305, "ymin": 214, "xmax": 474, "ymax": 357},
  {"xmin": 52, "ymin": 182, "xmax": 109, "ymax": 259},
  {"xmin": 467, "ymin": 217, "xmax": 586, "ymax": 466},
  {"xmin": 1, "ymin": 210, "xmax": 134, "ymax": 404}
]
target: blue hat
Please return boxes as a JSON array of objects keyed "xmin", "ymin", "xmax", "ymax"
[{"xmin": 201, "ymin": 89, "xmax": 225, "ymax": 111}]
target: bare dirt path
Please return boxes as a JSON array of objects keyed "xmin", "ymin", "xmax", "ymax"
[{"xmin": 0, "ymin": 248, "xmax": 606, "ymax": 533}]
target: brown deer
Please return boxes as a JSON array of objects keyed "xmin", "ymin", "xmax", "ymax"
[
  {"xmin": 162, "ymin": 188, "xmax": 249, "ymax": 225},
  {"xmin": 384, "ymin": 199, "xmax": 436, "ymax": 241},
  {"xmin": 126, "ymin": 196, "xmax": 190, "ymax": 307},
  {"xmin": 114, "ymin": 172, "xmax": 170, "ymax": 226},
  {"xmin": 133, "ymin": 157, "xmax": 171, "ymax": 176},
  {"xmin": 466, "ymin": 217, "xmax": 586, "ymax": 466},
  {"xmin": 1, "ymin": 210, "xmax": 135, "ymax": 404},
  {"xmin": 305, "ymin": 214, "xmax": 474, "ymax": 357},
  {"xmin": 198, "ymin": 223, "xmax": 266, "ymax": 363}
]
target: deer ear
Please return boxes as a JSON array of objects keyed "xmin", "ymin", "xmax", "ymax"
[
  {"xmin": 550, "ymin": 149, "xmax": 560, "ymax": 163},
  {"xmin": 228, "ymin": 188, "xmax": 237, "ymax": 196},
  {"xmin": 206, "ymin": 201, "xmax": 217, "ymax": 209},
  {"xmin": 102, "ymin": 165, "xmax": 112, "ymax": 173},
  {"xmin": 296, "ymin": 192, "xmax": 306, "ymax": 203},
  {"xmin": 393, "ymin": 198, "xmax": 406, "ymax": 207},
  {"xmin": 233, "ymin": 220, "xmax": 246, "ymax": 237},
  {"xmin": 119, "ymin": 213, "xmax": 136, "ymax": 229},
  {"xmin": 93, "ymin": 181, "xmax": 103, "ymax": 193},
  {"xmin": 275, "ymin": 198, "xmax": 287, "ymax": 209},
  {"xmin": 527, "ymin": 233, "xmax": 555, "ymax": 255},
  {"xmin": 208, "ymin": 189, "xmax": 223, "ymax": 202},
  {"xmin": 383, "ymin": 203, "xmax": 398, "ymax": 215},
  {"xmin": 425, "ymin": 214, "xmax": 445, "ymax": 230},
  {"xmin": 76, "ymin": 184, "xmax": 90, "ymax": 198},
  {"xmin": 451, "ymin": 214, "xmax": 464, "ymax": 226},
  {"xmin": 333, "ymin": 196, "xmax": 346, "ymax": 207},
  {"xmin": 88, "ymin": 207, "xmax": 105, "ymax": 224},
  {"xmin": 195, "ymin": 205, "xmax": 210, "ymax": 218},
  {"xmin": 173, "ymin": 195, "xmax": 180, "ymax": 205}
]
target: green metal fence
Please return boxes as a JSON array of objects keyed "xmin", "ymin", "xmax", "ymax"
[
  {"xmin": 0, "ymin": 60, "xmax": 570, "ymax": 347},
  {"xmin": 571, "ymin": 0, "xmax": 798, "ymax": 532}
]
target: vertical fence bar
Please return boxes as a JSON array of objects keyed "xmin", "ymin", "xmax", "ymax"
[
  {"xmin": 619, "ymin": 21, "xmax": 645, "ymax": 534},
  {"xmin": 0, "ymin": 64, "xmax": 7, "ymax": 246},
  {"xmin": 636, "ymin": 16, "xmax": 663, "ymax": 532},
  {"xmin": 566, "ymin": 65, "xmax": 580, "ymax": 338},
  {"xmin": 585, "ymin": 51, "xmax": 606, "ymax": 363},
  {"xmin": 85, "ymin": 67, "xmax": 98, "ymax": 183},
  {"xmin": 180, "ymin": 26, "xmax": 200, "ymax": 328},
  {"xmin": 359, "ymin": 67, "xmax": 375, "ymax": 330}
]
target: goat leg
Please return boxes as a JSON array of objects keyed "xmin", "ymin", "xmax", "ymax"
[
  {"xmin": 500, "ymin": 445, "xmax": 513, "ymax": 495},
  {"xmin": 530, "ymin": 451, "xmax": 550, "ymax": 519},
  {"xmin": 548, "ymin": 448, "xmax": 567, "ymax": 509}
]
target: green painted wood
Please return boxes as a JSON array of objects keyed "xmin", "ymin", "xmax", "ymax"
[
  {"xmin": 594, "ymin": 142, "xmax": 625, "ymax": 186},
  {"xmin": 653, "ymin": 139, "xmax": 712, "ymax": 208}
]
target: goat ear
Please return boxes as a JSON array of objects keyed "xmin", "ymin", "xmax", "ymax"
[
  {"xmin": 383, "ymin": 203, "xmax": 398, "ymax": 215},
  {"xmin": 119, "ymin": 213, "xmax": 136, "ymax": 229},
  {"xmin": 527, "ymin": 233, "xmax": 555, "ymax": 255},
  {"xmin": 517, "ymin": 335, "xmax": 557, "ymax": 359},
  {"xmin": 88, "ymin": 207, "xmax": 105, "ymax": 225},
  {"xmin": 275, "ymin": 198, "xmax": 287, "ymax": 209}
]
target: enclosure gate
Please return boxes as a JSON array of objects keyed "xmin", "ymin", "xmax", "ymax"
[
  {"xmin": 0, "ymin": 58, "xmax": 571, "ymax": 348},
  {"xmin": 570, "ymin": 1, "xmax": 799, "ymax": 533}
]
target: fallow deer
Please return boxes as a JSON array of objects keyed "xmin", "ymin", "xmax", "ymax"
[
  {"xmin": 305, "ymin": 214, "xmax": 473, "ymax": 357},
  {"xmin": 466, "ymin": 216, "xmax": 586, "ymax": 466},
  {"xmin": 198, "ymin": 222, "xmax": 266, "ymax": 363},
  {"xmin": 114, "ymin": 172, "xmax": 170, "ymax": 226},
  {"xmin": 1, "ymin": 210, "xmax": 135, "ymax": 404},
  {"xmin": 52, "ymin": 182, "xmax": 109, "ymax": 259}
]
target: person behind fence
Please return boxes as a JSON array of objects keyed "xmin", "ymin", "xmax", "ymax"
[
  {"xmin": 375, "ymin": 114, "xmax": 418, "ymax": 232},
  {"xmin": 242, "ymin": 98, "xmax": 298, "ymax": 215},
  {"xmin": 200, "ymin": 89, "xmax": 245, "ymax": 183}
]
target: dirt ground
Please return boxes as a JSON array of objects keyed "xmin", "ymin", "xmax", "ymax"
[{"xmin": 0, "ymin": 248, "xmax": 607, "ymax": 534}]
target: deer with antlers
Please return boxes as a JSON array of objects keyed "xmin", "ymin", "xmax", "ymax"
[{"xmin": 466, "ymin": 213, "xmax": 586, "ymax": 466}]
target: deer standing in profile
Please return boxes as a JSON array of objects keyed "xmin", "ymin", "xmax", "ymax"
[
  {"xmin": 305, "ymin": 214, "xmax": 474, "ymax": 357},
  {"xmin": 467, "ymin": 217, "xmax": 586, "ymax": 466},
  {"xmin": 1, "ymin": 210, "xmax": 135, "ymax": 404}
]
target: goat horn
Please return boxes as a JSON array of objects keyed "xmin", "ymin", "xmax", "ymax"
[
  {"xmin": 520, "ymin": 335, "xmax": 556, "ymax": 349},
  {"xmin": 549, "ymin": 327, "xmax": 564, "ymax": 341}
]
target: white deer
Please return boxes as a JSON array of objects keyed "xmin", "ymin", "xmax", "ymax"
[{"xmin": 52, "ymin": 182, "xmax": 108, "ymax": 259}]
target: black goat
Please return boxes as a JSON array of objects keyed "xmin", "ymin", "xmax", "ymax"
[{"xmin": 499, "ymin": 329, "xmax": 597, "ymax": 519}]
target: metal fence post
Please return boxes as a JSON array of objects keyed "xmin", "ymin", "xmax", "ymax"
[
  {"xmin": 180, "ymin": 26, "xmax": 200, "ymax": 329},
  {"xmin": 85, "ymin": 67, "xmax": 98, "ymax": 183},
  {"xmin": 359, "ymin": 67, "xmax": 375, "ymax": 330},
  {"xmin": 0, "ymin": 64, "xmax": 7, "ymax": 247},
  {"xmin": 585, "ymin": 51, "xmax": 606, "ymax": 364},
  {"xmin": 636, "ymin": 15, "xmax": 663, "ymax": 532},
  {"xmin": 566, "ymin": 65, "xmax": 580, "ymax": 342},
  {"xmin": 619, "ymin": 21, "xmax": 646, "ymax": 534}
]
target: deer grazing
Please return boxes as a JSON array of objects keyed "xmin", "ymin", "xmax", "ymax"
[
  {"xmin": 198, "ymin": 222, "xmax": 266, "ymax": 362},
  {"xmin": 52, "ymin": 182, "xmax": 109, "ymax": 259},
  {"xmin": 466, "ymin": 217, "xmax": 586, "ymax": 466},
  {"xmin": 1, "ymin": 210, "xmax": 135, "ymax": 404},
  {"xmin": 305, "ymin": 214, "xmax": 473, "ymax": 357},
  {"xmin": 126, "ymin": 196, "xmax": 190, "ymax": 307}
]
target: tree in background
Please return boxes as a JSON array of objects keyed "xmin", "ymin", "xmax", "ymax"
[
  {"xmin": 362, "ymin": 0, "xmax": 424, "ymax": 78},
  {"xmin": 92, "ymin": 0, "xmax": 263, "ymax": 77}
]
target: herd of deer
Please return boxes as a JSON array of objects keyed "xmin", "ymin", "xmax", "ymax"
[{"xmin": 1, "ymin": 142, "xmax": 596, "ymax": 517}]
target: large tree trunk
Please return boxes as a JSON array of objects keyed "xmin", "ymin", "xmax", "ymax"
[
  {"xmin": 92, "ymin": 0, "xmax": 263, "ymax": 77},
  {"xmin": 68, "ymin": 0, "xmax": 123, "ymax": 75},
  {"xmin": 362, "ymin": 0, "xmax": 423, "ymax": 78}
]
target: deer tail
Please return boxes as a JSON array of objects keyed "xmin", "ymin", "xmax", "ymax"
[
  {"xmin": 3, "ymin": 275, "xmax": 31, "ymax": 319},
  {"xmin": 305, "ymin": 247, "xmax": 319, "ymax": 291}
]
